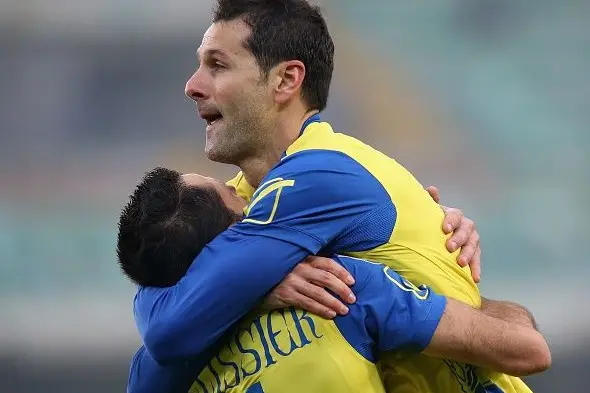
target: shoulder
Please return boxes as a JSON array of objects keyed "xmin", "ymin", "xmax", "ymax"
[
  {"xmin": 329, "ymin": 255, "xmax": 393, "ymax": 363},
  {"xmin": 335, "ymin": 255, "xmax": 384, "ymax": 292},
  {"xmin": 336, "ymin": 255, "xmax": 433, "ymax": 305},
  {"xmin": 265, "ymin": 149, "xmax": 388, "ymax": 203},
  {"xmin": 245, "ymin": 150, "xmax": 391, "ymax": 230},
  {"xmin": 279, "ymin": 148, "xmax": 365, "ymax": 173}
]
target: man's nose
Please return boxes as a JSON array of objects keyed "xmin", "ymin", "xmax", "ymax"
[{"xmin": 185, "ymin": 70, "xmax": 207, "ymax": 101}]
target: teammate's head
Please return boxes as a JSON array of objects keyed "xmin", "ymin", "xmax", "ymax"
[
  {"xmin": 185, "ymin": 0, "xmax": 334, "ymax": 164},
  {"xmin": 116, "ymin": 167, "xmax": 246, "ymax": 287}
]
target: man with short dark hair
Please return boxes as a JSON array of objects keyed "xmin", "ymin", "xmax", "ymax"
[
  {"xmin": 121, "ymin": 168, "xmax": 549, "ymax": 393},
  {"xmin": 133, "ymin": 0, "xmax": 536, "ymax": 392},
  {"xmin": 117, "ymin": 168, "xmax": 242, "ymax": 288}
]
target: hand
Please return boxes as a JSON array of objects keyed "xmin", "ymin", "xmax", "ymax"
[
  {"xmin": 426, "ymin": 186, "xmax": 482, "ymax": 283},
  {"xmin": 262, "ymin": 256, "xmax": 356, "ymax": 319}
]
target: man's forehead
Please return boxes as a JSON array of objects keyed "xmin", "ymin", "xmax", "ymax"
[
  {"xmin": 181, "ymin": 173, "xmax": 208, "ymax": 187},
  {"xmin": 198, "ymin": 21, "xmax": 250, "ymax": 57},
  {"xmin": 182, "ymin": 173, "xmax": 224, "ymax": 187}
]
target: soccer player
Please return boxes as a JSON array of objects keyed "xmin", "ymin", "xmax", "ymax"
[
  {"xmin": 119, "ymin": 168, "xmax": 550, "ymax": 393},
  {"xmin": 134, "ymin": 0, "xmax": 536, "ymax": 392}
]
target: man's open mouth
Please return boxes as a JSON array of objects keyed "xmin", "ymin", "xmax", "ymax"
[{"xmin": 202, "ymin": 113, "xmax": 223, "ymax": 126}]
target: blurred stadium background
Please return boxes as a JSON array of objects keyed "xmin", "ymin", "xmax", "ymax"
[{"xmin": 1, "ymin": 0, "xmax": 589, "ymax": 391}]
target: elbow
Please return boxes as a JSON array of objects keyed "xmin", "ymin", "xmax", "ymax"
[
  {"xmin": 142, "ymin": 324, "xmax": 179, "ymax": 366},
  {"xmin": 536, "ymin": 346, "xmax": 553, "ymax": 374},
  {"xmin": 142, "ymin": 320, "xmax": 208, "ymax": 365},
  {"xmin": 520, "ymin": 342, "xmax": 552, "ymax": 376},
  {"xmin": 508, "ymin": 334, "xmax": 552, "ymax": 376},
  {"xmin": 511, "ymin": 351, "xmax": 551, "ymax": 377}
]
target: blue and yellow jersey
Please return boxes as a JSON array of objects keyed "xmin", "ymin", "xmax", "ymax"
[
  {"xmin": 134, "ymin": 116, "xmax": 530, "ymax": 393},
  {"xmin": 128, "ymin": 256, "xmax": 446, "ymax": 393},
  {"xmin": 226, "ymin": 118, "xmax": 531, "ymax": 393}
]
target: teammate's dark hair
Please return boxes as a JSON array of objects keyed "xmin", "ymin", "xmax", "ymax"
[
  {"xmin": 213, "ymin": 0, "xmax": 334, "ymax": 112},
  {"xmin": 116, "ymin": 167, "xmax": 239, "ymax": 287}
]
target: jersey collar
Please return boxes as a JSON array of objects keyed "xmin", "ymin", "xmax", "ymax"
[
  {"xmin": 299, "ymin": 113, "xmax": 321, "ymax": 136},
  {"xmin": 281, "ymin": 113, "xmax": 321, "ymax": 159}
]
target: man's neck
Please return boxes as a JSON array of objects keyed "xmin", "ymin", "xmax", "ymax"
[
  {"xmin": 240, "ymin": 109, "xmax": 319, "ymax": 187},
  {"xmin": 238, "ymin": 157, "xmax": 272, "ymax": 188}
]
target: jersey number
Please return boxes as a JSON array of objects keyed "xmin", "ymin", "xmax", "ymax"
[{"xmin": 246, "ymin": 382, "xmax": 265, "ymax": 393}]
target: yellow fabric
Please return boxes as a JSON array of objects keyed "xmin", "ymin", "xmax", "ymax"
[
  {"xmin": 227, "ymin": 121, "xmax": 531, "ymax": 393},
  {"xmin": 189, "ymin": 309, "xmax": 385, "ymax": 393}
]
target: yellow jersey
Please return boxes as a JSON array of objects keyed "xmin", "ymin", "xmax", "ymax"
[
  {"xmin": 188, "ymin": 256, "xmax": 447, "ymax": 393},
  {"xmin": 227, "ymin": 119, "xmax": 532, "ymax": 393}
]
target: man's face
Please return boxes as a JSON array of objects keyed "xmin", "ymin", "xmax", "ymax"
[
  {"xmin": 181, "ymin": 173, "xmax": 248, "ymax": 218},
  {"xmin": 185, "ymin": 19, "xmax": 276, "ymax": 164}
]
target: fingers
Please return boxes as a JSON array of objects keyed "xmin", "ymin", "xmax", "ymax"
[
  {"xmin": 267, "ymin": 277, "xmax": 341, "ymax": 319},
  {"xmin": 456, "ymin": 222, "xmax": 479, "ymax": 265},
  {"xmin": 295, "ymin": 279, "xmax": 349, "ymax": 318},
  {"xmin": 468, "ymin": 244, "xmax": 482, "ymax": 283},
  {"xmin": 426, "ymin": 186, "xmax": 441, "ymax": 204},
  {"xmin": 305, "ymin": 256, "xmax": 355, "ymax": 285},
  {"xmin": 442, "ymin": 206, "xmax": 482, "ymax": 282},
  {"xmin": 443, "ymin": 207, "xmax": 465, "ymax": 238},
  {"xmin": 423, "ymin": 186, "xmax": 482, "ymax": 282},
  {"xmin": 295, "ymin": 259, "xmax": 356, "ymax": 305},
  {"xmin": 263, "ymin": 257, "xmax": 356, "ymax": 319}
]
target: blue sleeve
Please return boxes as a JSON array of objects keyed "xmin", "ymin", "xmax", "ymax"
[
  {"xmin": 333, "ymin": 256, "xmax": 447, "ymax": 361},
  {"xmin": 134, "ymin": 151, "xmax": 391, "ymax": 364},
  {"xmin": 233, "ymin": 150, "xmax": 395, "ymax": 252},
  {"xmin": 127, "ymin": 346, "xmax": 200, "ymax": 393},
  {"xmin": 134, "ymin": 232, "xmax": 309, "ymax": 364}
]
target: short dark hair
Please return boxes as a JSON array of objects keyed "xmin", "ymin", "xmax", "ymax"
[
  {"xmin": 213, "ymin": 0, "xmax": 334, "ymax": 112},
  {"xmin": 117, "ymin": 167, "xmax": 238, "ymax": 287}
]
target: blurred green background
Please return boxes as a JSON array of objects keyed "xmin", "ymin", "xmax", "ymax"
[{"xmin": 1, "ymin": 1, "xmax": 588, "ymax": 391}]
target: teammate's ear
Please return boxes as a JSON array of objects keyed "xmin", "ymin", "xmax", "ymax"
[{"xmin": 273, "ymin": 60, "xmax": 306, "ymax": 105}]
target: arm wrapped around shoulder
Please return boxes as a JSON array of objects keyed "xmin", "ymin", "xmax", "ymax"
[{"xmin": 423, "ymin": 298, "xmax": 551, "ymax": 377}]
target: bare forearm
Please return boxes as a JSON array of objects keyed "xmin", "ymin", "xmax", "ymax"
[
  {"xmin": 480, "ymin": 297, "xmax": 538, "ymax": 330},
  {"xmin": 425, "ymin": 298, "xmax": 551, "ymax": 376}
]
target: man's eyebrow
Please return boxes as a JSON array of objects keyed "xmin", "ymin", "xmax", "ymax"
[{"xmin": 196, "ymin": 48, "xmax": 229, "ymax": 62}]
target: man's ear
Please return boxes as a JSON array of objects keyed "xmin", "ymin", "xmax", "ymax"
[{"xmin": 273, "ymin": 60, "xmax": 306, "ymax": 105}]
